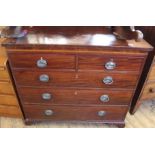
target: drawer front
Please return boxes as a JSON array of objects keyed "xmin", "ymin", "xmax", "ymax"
[
  {"xmin": 0, "ymin": 95, "xmax": 19, "ymax": 106},
  {"xmin": 9, "ymin": 53, "xmax": 75, "ymax": 69},
  {"xmin": 0, "ymin": 82, "xmax": 15, "ymax": 95},
  {"xmin": 13, "ymin": 70, "xmax": 138, "ymax": 89},
  {"xmin": 0, "ymin": 104, "xmax": 22, "ymax": 117},
  {"xmin": 0, "ymin": 56, "xmax": 7, "ymax": 68},
  {"xmin": 23, "ymin": 105, "xmax": 128, "ymax": 121},
  {"xmin": 141, "ymin": 83, "xmax": 155, "ymax": 100},
  {"xmin": 78, "ymin": 55, "xmax": 144, "ymax": 71},
  {"xmin": 18, "ymin": 87, "xmax": 133, "ymax": 105},
  {"xmin": 0, "ymin": 69, "xmax": 10, "ymax": 81}
]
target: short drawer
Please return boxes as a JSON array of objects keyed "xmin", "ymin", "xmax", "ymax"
[
  {"xmin": 0, "ymin": 81, "xmax": 15, "ymax": 95},
  {"xmin": 18, "ymin": 87, "xmax": 133, "ymax": 105},
  {"xmin": 78, "ymin": 55, "xmax": 145, "ymax": 72},
  {"xmin": 0, "ymin": 94, "xmax": 19, "ymax": 106},
  {"xmin": 23, "ymin": 105, "xmax": 128, "ymax": 121},
  {"xmin": 0, "ymin": 68, "xmax": 10, "ymax": 81},
  {"xmin": 140, "ymin": 83, "xmax": 155, "ymax": 100},
  {"xmin": 13, "ymin": 70, "xmax": 139, "ymax": 89},
  {"xmin": 8, "ymin": 53, "xmax": 75, "ymax": 69}
]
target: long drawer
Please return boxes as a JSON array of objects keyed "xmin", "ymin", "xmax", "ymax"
[
  {"xmin": 18, "ymin": 87, "xmax": 133, "ymax": 105},
  {"xmin": 78, "ymin": 55, "xmax": 145, "ymax": 72},
  {"xmin": 13, "ymin": 70, "xmax": 139, "ymax": 89},
  {"xmin": 9, "ymin": 53, "xmax": 75, "ymax": 69},
  {"xmin": 0, "ymin": 94, "xmax": 19, "ymax": 106},
  {"xmin": 0, "ymin": 81, "xmax": 15, "ymax": 95},
  {"xmin": 23, "ymin": 105, "xmax": 128, "ymax": 121}
]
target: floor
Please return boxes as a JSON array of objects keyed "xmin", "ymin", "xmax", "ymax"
[{"xmin": 0, "ymin": 101, "xmax": 155, "ymax": 128}]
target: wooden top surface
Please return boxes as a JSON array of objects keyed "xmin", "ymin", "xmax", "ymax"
[
  {"xmin": 2, "ymin": 27, "xmax": 153, "ymax": 51},
  {"xmin": 0, "ymin": 38, "xmax": 7, "ymax": 68}
]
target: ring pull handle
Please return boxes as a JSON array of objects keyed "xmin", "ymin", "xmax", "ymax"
[
  {"xmin": 44, "ymin": 110, "xmax": 54, "ymax": 116},
  {"xmin": 100, "ymin": 95, "xmax": 109, "ymax": 102},
  {"xmin": 103, "ymin": 76, "xmax": 113, "ymax": 85},
  {"xmin": 37, "ymin": 57, "xmax": 47, "ymax": 68},
  {"xmin": 42, "ymin": 93, "xmax": 52, "ymax": 100},
  {"xmin": 98, "ymin": 111, "xmax": 106, "ymax": 117},
  {"xmin": 105, "ymin": 60, "xmax": 116, "ymax": 70},
  {"xmin": 39, "ymin": 74, "xmax": 49, "ymax": 82}
]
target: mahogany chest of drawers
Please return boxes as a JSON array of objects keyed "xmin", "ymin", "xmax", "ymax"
[
  {"xmin": 0, "ymin": 38, "xmax": 22, "ymax": 117},
  {"xmin": 3, "ymin": 27, "xmax": 153, "ymax": 127}
]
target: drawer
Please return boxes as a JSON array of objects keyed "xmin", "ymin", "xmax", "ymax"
[
  {"xmin": 0, "ymin": 55, "xmax": 7, "ymax": 68},
  {"xmin": 18, "ymin": 87, "xmax": 133, "ymax": 105},
  {"xmin": 0, "ymin": 94, "xmax": 19, "ymax": 106},
  {"xmin": 23, "ymin": 105, "xmax": 128, "ymax": 121},
  {"xmin": 0, "ymin": 68, "xmax": 10, "ymax": 81},
  {"xmin": 0, "ymin": 104, "xmax": 22, "ymax": 117},
  {"xmin": 78, "ymin": 55, "xmax": 145, "ymax": 72},
  {"xmin": 13, "ymin": 70, "xmax": 139, "ymax": 89},
  {"xmin": 0, "ymin": 81, "xmax": 15, "ymax": 95},
  {"xmin": 140, "ymin": 83, "xmax": 155, "ymax": 100},
  {"xmin": 8, "ymin": 53, "xmax": 75, "ymax": 69}
]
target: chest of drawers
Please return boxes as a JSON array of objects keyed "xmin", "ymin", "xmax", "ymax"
[
  {"xmin": 3, "ymin": 27, "xmax": 153, "ymax": 127},
  {"xmin": 0, "ymin": 38, "xmax": 22, "ymax": 117},
  {"xmin": 140, "ymin": 59, "xmax": 155, "ymax": 101},
  {"xmin": 130, "ymin": 27, "xmax": 155, "ymax": 114},
  {"xmin": 131, "ymin": 57, "xmax": 155, "ymax": 114}
]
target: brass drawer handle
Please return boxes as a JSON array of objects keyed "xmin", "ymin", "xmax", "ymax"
[
  {"xmin": 149, "ymin": 88, "xmax": 155, "ymax": 93},
  {"xmin": 100, "ymin": 95, "xmax": 109, "ymax": 102},
  {"xmin": 39, "ymin": 74, "xmax": 49, "ymax": 82},
  {"xmin": 37, "ymin": 57, "xmax": 47, "ymax": 68},
  {"xmin": 98, "ymin": 111, "xmax": 106, "ymax": 117},
  {"xmin": 42, "ymin": 93, "xmax": 52, "ymax": 100},
  {"xmin": 105, "ymin": 60, "xmax": 116, "ymax": 70},
  {"xmin": 103, "ymin": 76, "xmax": 113, "ymax": 85},
  {"xmin": 44, "ymin": 109, "xmax": 54, "ymax": 116}
]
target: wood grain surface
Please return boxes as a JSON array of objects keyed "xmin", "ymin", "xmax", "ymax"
[
  {"xmin": 0, "ymin": 38, "xmax": 22, "ymax": 118},
  {"xmin": 18, "ymin": 87, "xmax": 133, "ymax": 105},
  {"xmin": 13, "ymin": 70, "xmax": 139, "ymax": 89},
  {"xmin": 0, "ymin": 101, "xmax": 154, "ymax": 128},
  {"xmin": 3, "ymin": 27, "xmax": 153, "ymax": 126}
]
